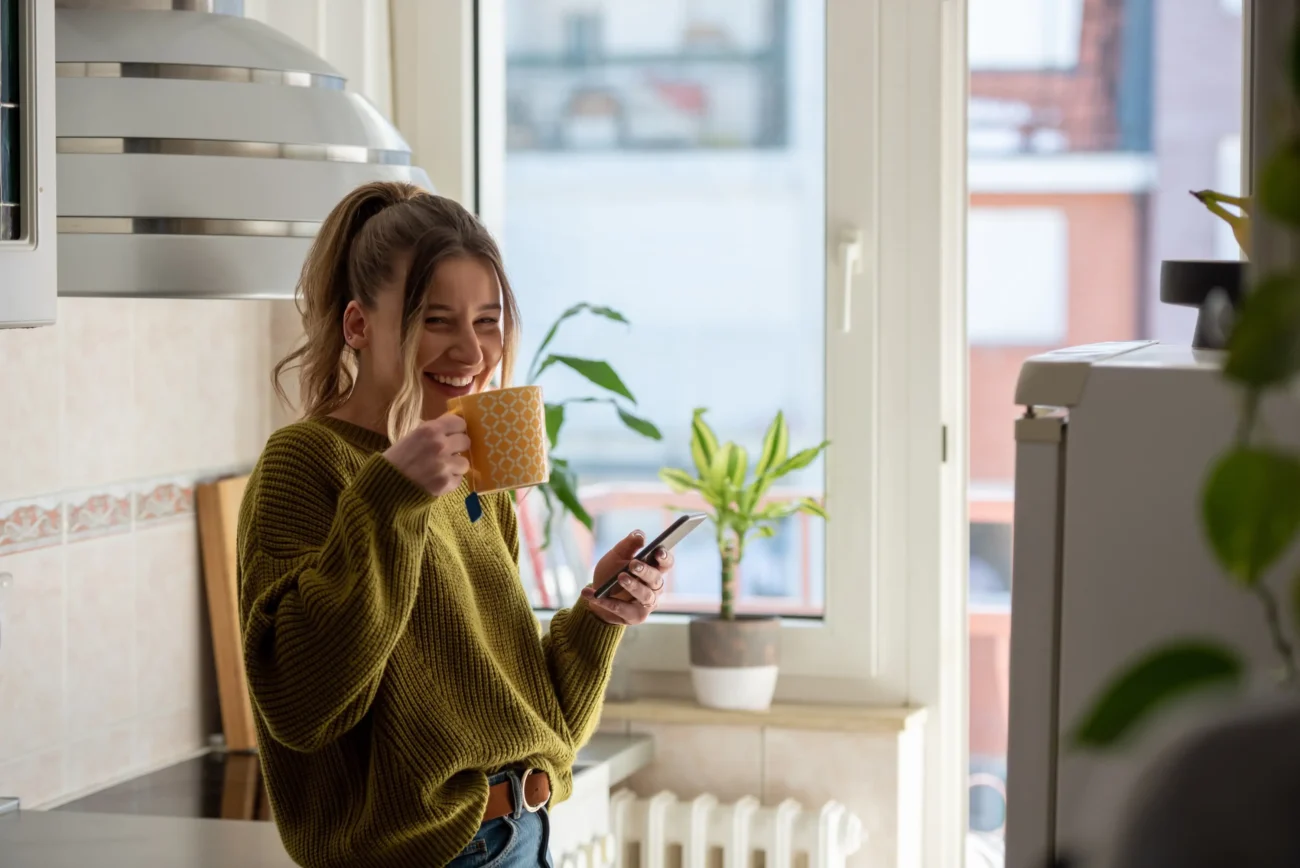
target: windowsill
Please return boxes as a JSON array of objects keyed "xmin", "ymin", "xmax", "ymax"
[{"xmin": 601, "ymin": 697, "xmax": 927, "ymax": 734}]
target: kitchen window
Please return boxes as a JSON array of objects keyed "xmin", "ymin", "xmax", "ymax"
[{"xmin": 1, "ymin": 0, "xmax": 20, "ymax": 241}]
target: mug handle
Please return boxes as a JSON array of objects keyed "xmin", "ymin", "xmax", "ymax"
[{"xmin": 443, "ymin": 401, "xmax": 475, "ymax": 489}]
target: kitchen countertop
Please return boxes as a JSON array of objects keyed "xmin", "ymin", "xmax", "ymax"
[{"xmin": 0, "ymin": 733, "xmax": 652, "ymax": 867}]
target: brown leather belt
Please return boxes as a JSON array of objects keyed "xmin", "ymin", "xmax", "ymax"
[{"xmin": 482, "ymin": 769, "xmax": 550, "ymax": 823}]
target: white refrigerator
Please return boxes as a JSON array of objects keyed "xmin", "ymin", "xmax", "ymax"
[{"xmin": 1003, "ymin": 341, "xmax": 1300, "ymax": 867}]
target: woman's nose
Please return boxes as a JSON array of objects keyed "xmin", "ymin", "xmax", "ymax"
[{"xmin": 448, "ymin": 327, "xmax": 484, "ymax": 365}]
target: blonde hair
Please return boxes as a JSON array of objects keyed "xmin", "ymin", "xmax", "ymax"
[{"xmin": 274, "ymin": 182, "xmax": 521, "ymax": 442}]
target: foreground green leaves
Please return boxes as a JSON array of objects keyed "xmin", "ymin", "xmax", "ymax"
[
  {"xmin": 1224, "ymin": 273, "xmax": 1300, "ymax": 388},
  {"xmin": 1203, "ymin": 447, "xmax": 1300, "ymax": 586},
  {"xmin": 1071, "ymin": 642, "xmax": 1244, "ymax": 749}
]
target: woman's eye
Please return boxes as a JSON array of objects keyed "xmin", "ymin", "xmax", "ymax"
[
  {"xmin": 425, "ymin": 317, "xmax": 449, "ymax": 325},
  {"xmin": 476, "ymin": 317, "xmax": 500, "ymax": 326}
]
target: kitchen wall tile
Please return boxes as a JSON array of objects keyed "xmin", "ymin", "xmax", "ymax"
[
  {"xmin": 0, "ymin": 321, "xmax": 63, "ymax": 502},
  {"xmin": 65, "ymin": 724, "xmax": 135, "ymax": 799},
  {"xmin": 135, "ymin": 706, "xmax": 207, "ymax": 770},
  {"xmin": 0, "ymin": 749, "xmax": 64, "ymax": 807},
  {"xmin": 0, "ymin": 497, "xmax": 63, "ymax": 555},
  {"xmin": 188, "ymin": 301, "xmax": 275, "ymax": 471},
  {"xmin": 135, "ymin": 522, "xmax": 204, "ymax": 718},
  {"xmin": 133, "ymin": 300, "xmax": 204, "ymax": 478},
  {"xmin": 622, "ymin": 722, "xmax": 763, "ymax": 804},
  {"xmin": 65, "ymin": 534, "xmax": 136, "ymax": 740},
  {"xmin": 0, "ymin": 545, "xmax": 65, "ymax": 763},
  {"xmin": 762, "ymin": 728, "xmax": 900, "ymax": 868},
  {"xmin": 60, "ymin": 298, "xmax": 136, "ymax": 490},
  {"xmin": 65, "ymin": 487, "xmax": 133, "ymax": 542}
]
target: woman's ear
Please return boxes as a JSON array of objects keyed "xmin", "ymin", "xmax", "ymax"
[{"xmin": 341, "ymin": 300, "xmax": 370, "ymax": 350}]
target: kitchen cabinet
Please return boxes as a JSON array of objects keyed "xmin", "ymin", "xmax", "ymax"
[{"xmin": 0, "ymin": 0, "xmax": 56, "ymax": 328}]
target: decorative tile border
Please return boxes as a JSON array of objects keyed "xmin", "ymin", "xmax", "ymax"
[
  {"xmin": 65, "ymin": 488, "xmax": 133, "ymax": 543},
  {"xmin": 0, "ymin": 464, "xmax": 249, "ymax": 556},
  {"xmin": 135, "ymin": 478, "xmax": 195, "ymax": 525},
  {"xmin": 0, "ymin": 498, "xmax": 63, "ymax": 554}
]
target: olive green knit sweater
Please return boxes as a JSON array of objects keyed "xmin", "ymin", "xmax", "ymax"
[{"xmin": 237, "ymin": 417, "xmax": 624, "ymax": 868}]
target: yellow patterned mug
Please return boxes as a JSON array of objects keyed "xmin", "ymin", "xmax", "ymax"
[{"xmin": 446, "ymin": 385, "xmax": 550, "ymax": 494}]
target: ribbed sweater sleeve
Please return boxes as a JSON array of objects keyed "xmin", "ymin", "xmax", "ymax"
[
  {"xmin": 494, "ymin": 495, "xmax": 625, "ymax": 746},
  {"xmin": 543, "ymin": 599, "xmax": 624, "ymax": 746},
  {"xmin": 239, "ymin": 433, "xmax": 434, "ymax": 753}
]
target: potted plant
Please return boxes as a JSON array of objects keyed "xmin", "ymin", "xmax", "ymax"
[{"xmin": 659, "ymin": 408, "xmax": 828, "ymax": 711}]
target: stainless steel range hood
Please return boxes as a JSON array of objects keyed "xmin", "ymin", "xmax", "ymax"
[{"xmin": 54, "ymin": 0, "xmax": 431, "ymax": 299}]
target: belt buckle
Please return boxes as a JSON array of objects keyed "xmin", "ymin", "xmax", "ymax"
[{"xmin": 519, "ymin": 768, "xmax": 545, "ymax": 814}]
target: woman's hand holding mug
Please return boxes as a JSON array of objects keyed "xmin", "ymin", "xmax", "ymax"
[{"xmin": 384, "ymin": 414, "xmax": 471, "ymax": 496}]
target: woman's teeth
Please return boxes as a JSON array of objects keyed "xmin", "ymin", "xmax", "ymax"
[{"xmin": 429, "ymin": 373, "xmax": 474, "ymax": 387}]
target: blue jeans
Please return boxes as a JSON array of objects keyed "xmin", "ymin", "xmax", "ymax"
[{"xmin": 448, "ymin": 770, "xmax": 553, "ymax": 868}]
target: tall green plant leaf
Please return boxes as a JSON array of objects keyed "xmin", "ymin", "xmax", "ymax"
[
  {"xmin": 737, "ymin": 481, "xmax": 763, "ymax": 519},
  {"xmin": 754, "ymin": 412, "xmax": 790, "ymax": 478},
  {"xmin": 547, "ymin": 459, "xmax": 593, "ymax": 530},
  {"xmin": 1203, "ymin": 447, "xmax": 1300, "ymax": 586},
  {"xmin": 725, "ymin": 443, "xmax": 748, "ymax": 489},
  {"xmin": 710, "ymin": 445, "xmax": 735, "ymax": 497},
  {"xmin": 545, "ymin": 403, "xmax": 564, "ymax": 449},
  {"xmin": 1224, "ymin": 273, "xmax": 1300, "ymax": 388},
  {"xmin": 527, "ymin": 303, "xmax": 629, "ymax": 382},
  {"xmin": 551, "ymin": 397, "xmax": 661, "ymax": 443},
  {"xmin": 533, "ymin": 355, "xmax": 637, "ymax": 403},
  {"xmin": 617, "ymin": 407, "xmax": 663, "ymax": 440},
  {"xmin": 772, "ymin": 441, "xmax": 830, "ymax": 479},
  {"xmin": 1071, "ymin": 641, "xmax": 1243, "ymax": 749},
  {"xmin": 690, "ymin": 408, "xmax": 720, "ymax": 478},
  {"xmin": 659, "ymin": 467, "xmax": 701, "ymax": 492},
  {"xmin": 536, "ymin": 483, "xmax": 556, "ymax": 551},
  {"xmin": 797, "ymin": 497, "xmax": 829, "ymax": 520}
]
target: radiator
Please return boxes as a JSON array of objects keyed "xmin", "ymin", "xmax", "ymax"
[{"xmin": 606, "ymin": 789, "xmax": 864, "ymax": 868}]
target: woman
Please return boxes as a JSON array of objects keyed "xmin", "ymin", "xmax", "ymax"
[{"xmin": 238, "ymin": 181, "xmax": 668, "ymax": 868}]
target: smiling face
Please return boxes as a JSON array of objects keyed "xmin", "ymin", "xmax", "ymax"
[
  {"xmin": 414, "ymin": 256, "xmax": 505, "ymax": 418},
  {"xmin": 340, "ymin": 254, "xmax": 506, "ymax": 429}
]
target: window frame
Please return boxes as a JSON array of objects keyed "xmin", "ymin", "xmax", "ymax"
[
  {"xmin": 392, "ymin": 1, "xmax": 969, "ymax": 864},
  {"xmin": 0, "ymin": 0, "xmax": 57, "ymax": 329}
]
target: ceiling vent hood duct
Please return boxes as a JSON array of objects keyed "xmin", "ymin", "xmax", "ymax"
[{"xmin": 54, "ymin": 0, "xmax": 432, "ymax": 300}]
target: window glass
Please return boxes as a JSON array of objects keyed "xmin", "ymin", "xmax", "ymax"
[{"xmin": 503, "ymin": 0, "xmax": 827, "ymax": 618}]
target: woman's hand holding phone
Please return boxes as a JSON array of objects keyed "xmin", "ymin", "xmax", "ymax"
[
  {"xmin": 582, "ymin": 530, "xmax": 672, "ymax": 626},
  {"xmin": 383, "ymin": 413, "xmax": 471, "ymax": 496}
]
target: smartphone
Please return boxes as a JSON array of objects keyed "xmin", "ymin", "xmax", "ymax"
[{"xmin": 592, "ymin": 512, "xmax": 708, "ymax": 600}]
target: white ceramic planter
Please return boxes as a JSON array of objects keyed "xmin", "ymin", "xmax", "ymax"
[{"xmin": 688, "ymin": 617, "xmax": 781, "ymax": 712}]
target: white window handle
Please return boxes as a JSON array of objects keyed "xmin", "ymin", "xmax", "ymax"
[{"xmin": 839, "ymin": 227, "xmax": 865, "ymax": 333}]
